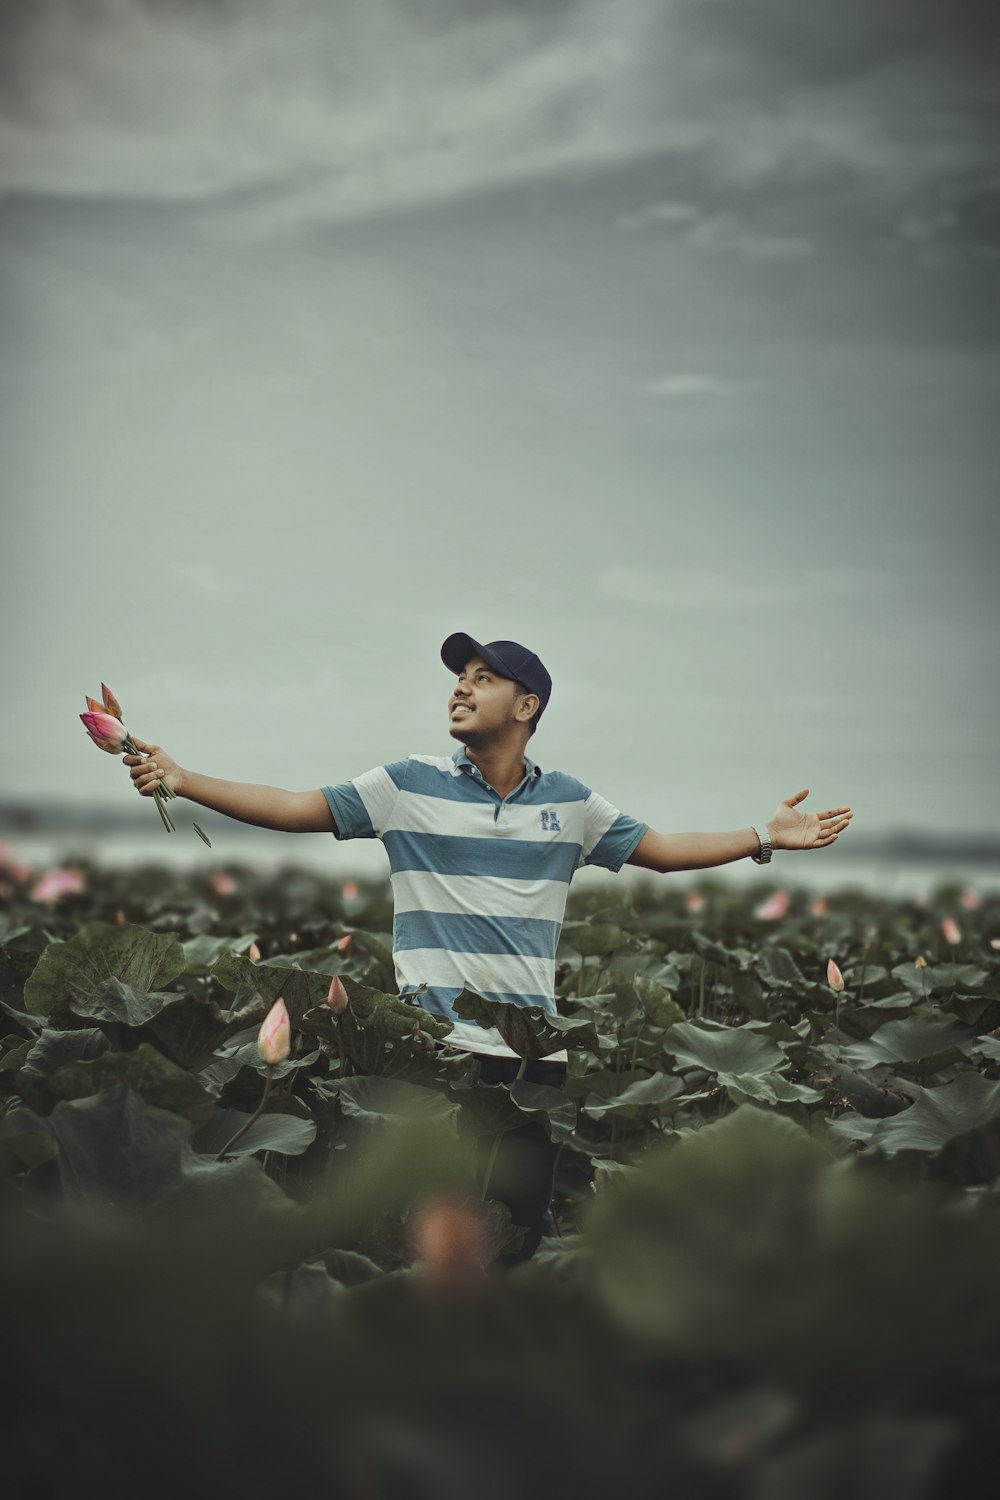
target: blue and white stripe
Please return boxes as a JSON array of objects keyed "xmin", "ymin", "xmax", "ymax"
[{"xmin": 323, "ymin": 750, "xmax": 647, "ymax": 1059}]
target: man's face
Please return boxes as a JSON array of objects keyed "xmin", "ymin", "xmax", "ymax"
[{"xmin": 448, "ymin": 656, "xmax": 524, "ymax": 745}]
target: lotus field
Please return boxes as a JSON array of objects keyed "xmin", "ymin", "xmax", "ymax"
[{"xmin": 3, "ymin": 854, "xmax": 1000, "ymax": 1498}]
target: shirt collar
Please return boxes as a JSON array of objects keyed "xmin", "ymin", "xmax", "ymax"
[{"xmin": 451, "ymin": 748, "xmax": 541, "ymax": 781}]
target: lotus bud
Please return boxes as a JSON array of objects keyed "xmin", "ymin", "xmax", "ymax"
[
  {"xmin": 247, "ymin": 941, "xmax": 262, "ymax": 961},
  {"xmin": 326, "ymin": 975, "xmax": 349, "ymax": 1014},
  {"xmin": 914, "ymin": 955, "xmax": 927, "ymax": 969},
  {"xmin": 685, "ymin": 890, "xmax": 704, "ymax": 913},
  {"xmin": 990, "ymin": 938, "xmax": 1000, "ymax": 952},
  {"xmin": 826, "ymin": 958, "xmax": 845, "ymax": 993},
  {"xmin": 101, "ymin": 683, "xmax": 124, "ymax": 721},
  {"xmin": 412, "ymin": 1201, "xmax": 486, "ymax": 1295},
  {"xmin": 336, "ymin": 933, "xmax": 353, "ymax": 955},
  {"xmin": 754, "ymin": 889, "xmax": 789, "ymax": 921},
  {"xmin": 257, "ymin": 997, "xmax": 291, "ymax": 1066},
  {"xmin": 941, "ymin": 917, "xmax": 961, "ymax": 946},
  {"xmin": 86, "ymin": 696, "xmax": 105, "ymax": 714},
  {"xmin": 960, "ymin": 887, "xmax": 980, "ymax": 912},
  {"xmin": 210, "ymin": 871, "xmax": 236, "ymax": 897},
  {"xmin": 81, "ymin": 710, "xmax": 127, "ymax": 749},
  {"xmin": 342, "ymin": 880, "xmax": 359, "ymax": 901},
  {"xmin": 810, "ymin": 897, "xmax": 827, "ymax": 918}
]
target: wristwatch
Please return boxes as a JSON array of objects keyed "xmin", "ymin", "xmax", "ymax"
[{"xmin": 750, "ymin": 825, "xmax": 773, "ymax": 864}]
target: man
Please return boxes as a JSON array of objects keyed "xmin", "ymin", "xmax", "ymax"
[{"xmin": 124, "ymin": 632, "xmax": 852, "ymax": 1254}]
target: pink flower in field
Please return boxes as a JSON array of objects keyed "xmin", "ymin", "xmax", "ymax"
[
  {"xmin": 326, "ymin": 975, "xmax": 349, "ymax": 1013},
  {"xmin": 342, "ymin": 880, "xmax": 359, "ymax": 901},
  {"xmin": 336, "ymin": 934, "xmax": 353, "ymax": 955},
  {"xmin": 101, "ymin": 683, "xmax": 124, "ymax": 721},
  {"xmin": 80, "ymin": 710, "xmax": 127, "ymax": 749},
  {"xmin": 30, "ymin": 869, "xmax": 85, "ymax": 904},
  {"xmin": 811, "ymin": 898, "xmax": 828, "ymax": 918},
  {"xmin": 412, "ymin": 1201, "xmax": 486, "ymax": 1295},
  {"xmin": 257, "ymin": 998, "xmax": 290, "ymax": 1066},
  {"xmin": 755, "ymin": 890, "xmax": 789, "ymax": 921},
  {"xmin": 826, "ymin": 958, "xmax": 845, "ymax": 993},
  {"xmin": 210, "ymin": 872, "xmax": 236, "ymax": 897},
  {"xmin": 247, "ymin": 941, "xmax": 262, "ymax": 961},
  {"xmin": 941, "ymin": 917, "xmax": 962, "ymax": 946},
  {"xmin": 960, "ymin": 888, "xmax": 980, "ymax": 912},
  {"xmin": 685, "ymin": 891, "xmax": 704, "ymax": 913}
]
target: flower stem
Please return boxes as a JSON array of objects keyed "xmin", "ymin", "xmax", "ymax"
[
  {"xmin": 214, "ymin": 1065, "xmax": 274, "ymax": 1160},
  {"xmin": 152, "ymin": 788, "xmax": 175, "ymax": 832},
  {"xmin": 480, "ymin": 1129, "xmax": 505, "ymax": 1199}
]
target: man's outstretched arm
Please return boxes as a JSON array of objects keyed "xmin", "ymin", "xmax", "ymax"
[
  {"xmin": 123, "ymin": 737, "xmax": 337, "ymax": 834},
  {"xmin": 626, "ymin": 788, "xmax": 852, "ymax": 874}
]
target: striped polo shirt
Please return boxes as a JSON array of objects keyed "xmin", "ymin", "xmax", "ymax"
[{"xmin": 322, "ymin": 749, "xmax": 647, "ymax": 1059}]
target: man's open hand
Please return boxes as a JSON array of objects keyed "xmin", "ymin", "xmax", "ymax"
[{"xmin": 768, "ymin": 789, "xmax": 852, "ymax": 851}]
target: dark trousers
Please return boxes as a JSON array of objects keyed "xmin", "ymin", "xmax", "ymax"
[{"xmin": 475, "ymin": 1055, "xmax": 566, "ymax": 1264}]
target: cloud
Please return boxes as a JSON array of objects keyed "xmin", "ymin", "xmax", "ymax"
[
  {"xmin": 166, "ymin": 560, "xmax": 240, "ymax": 600},
  {"xmin": 0, "ymin": 0, "xmax": 993, "ymax": 252},
  {"xmin": 597, "ymin": 566, "xmax": 898, "ymax": 612},
  {"xmin": 616, "ymin": 200, "xmax": 700, "ymax": 232},
  {"xmin": 643, "ymin": 373, "xmax": 759, "ymax": 400},
  {"xmin": 0, "ymin": 0, "xmax": 661, "ymax": 213}
]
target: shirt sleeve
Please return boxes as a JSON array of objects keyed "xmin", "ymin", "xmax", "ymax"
[
  {"xmin": 580, "ymin": 788, "xmax": 649, "ymax": 873},
  {"xmin": 322, "ymin": 760, "xmax": 410, "ymax": 841}
]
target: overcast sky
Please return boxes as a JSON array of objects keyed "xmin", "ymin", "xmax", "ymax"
[{"xmin": 2, "ymin": 0, "xmax": 997, "ymax": 850}]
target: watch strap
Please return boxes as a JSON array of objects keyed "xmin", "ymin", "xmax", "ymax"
[{"xmin": 751, "ymin": 825, "xmax": 773, "ymax": 864}]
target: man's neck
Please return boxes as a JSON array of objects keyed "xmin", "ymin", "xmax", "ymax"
[{"xmin": 461, "ymin": 741, "xmax": 530, "ymax": 799}]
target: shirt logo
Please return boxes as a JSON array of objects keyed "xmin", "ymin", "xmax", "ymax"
[{"xmin": 540, "ymin": 810, "xmax": 562, "ymax": 832}]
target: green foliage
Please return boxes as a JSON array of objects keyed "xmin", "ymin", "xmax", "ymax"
[{"xmin": 2, "ymin": 860, "xmax": 1000, "ymax": 1494}]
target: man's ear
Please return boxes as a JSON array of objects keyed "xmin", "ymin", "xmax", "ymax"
[{"xmin": 516, "ymin": 693, "xmax": 540, "ymax": 723}]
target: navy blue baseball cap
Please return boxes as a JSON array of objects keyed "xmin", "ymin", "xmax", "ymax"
[{"xmin": 441, "ymin": 632, "xmax": 552, "ymax": 722}]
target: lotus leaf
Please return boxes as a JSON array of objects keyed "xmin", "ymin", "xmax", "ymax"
[
  {"xmin": 24, "ymin": 922, "xmax": 186, "ymax": 1019},
  {"xmin": 663, "ymin": 1021, "xmax": 788, "ymax": 1077}
]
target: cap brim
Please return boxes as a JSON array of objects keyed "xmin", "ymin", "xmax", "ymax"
[{"xmin": 441, "ymin": 632, "xmax": 491, "ymax": 675}]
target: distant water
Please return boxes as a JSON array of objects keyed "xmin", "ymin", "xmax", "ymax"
[{"xmin": 4, "ymin": 830, "xmax": 999, "ymax": 902}]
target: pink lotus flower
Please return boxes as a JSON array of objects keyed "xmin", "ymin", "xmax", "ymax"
[
  {"xmin": 412, "ymin": 1201, "xmax": 486, "ymax": 1294},
  {"xmin": 326, "ymin": 975, "xmax": 349, "ymax": 1014},
  {"xmin": 960, "ymin": 888, "xmax": 980, "ymax": 912},
  {"xmin": 685, "ymin": 891, "xmax": 704, "ymax": 913},
  {"xmin": 826, "ymin": 958, "xmax": 845, "ymax": 993},
  {"xmin": 210, "ymin": 872, "xmax": 236, "ymax": 897},
  {"xmin": 941, "ymin": 917, "xmax": 962, "ymax": 946},
  {"xmin": 810, "ymin": 898, "xmax": 828, "ymax": 918},
  {"xmin": 342, "ymin": 880, "xmax": 359, "ymax": 901},
  {"xmin": 258, "ymin": 998, "xmax": 291, "ymax": 1066},
  {"xmin": 247, "ymin": 941, "xmax": 262, "ymax": 961},
  {"xmin": 30, "ymin": 868, "xmax": 85, "ymax": 904},
  {"xmin": 80, "ymin": 683, "xmax": 210, "ymax": 844},
  {"xmin": 80, "ymin": 710, "xmax": 127, "ymax": 750},
  {"xmin": 336, "ymin": 934, "xmax": 353, "ymax": 955},
  {"xmin": 755, "ymin": 890, "xmax": 789, "ymax": 921}
]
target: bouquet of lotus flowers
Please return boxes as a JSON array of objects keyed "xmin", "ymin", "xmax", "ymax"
[{"xmin": 80, "ymin": 684, "xmax": 211, "ymax": 846}]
